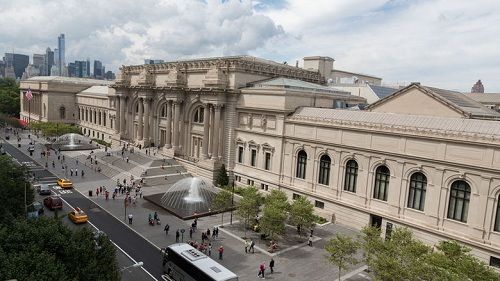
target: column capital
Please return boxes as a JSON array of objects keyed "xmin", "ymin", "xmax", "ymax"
[
  {"xmin": 173, "ymin": 99, "xmax": 184, "ymax": 105},
  {"xmin": 213, "ymin": 103, "xmax": 223, "ymax": 110}
]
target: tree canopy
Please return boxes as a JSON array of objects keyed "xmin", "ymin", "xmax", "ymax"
[
  {"xmin": 0, "ymin": 78, "xmax": 20, "ymax": 117},
  {"xmin": 260, "ymin": 190, "xmax": 290, "ymax": 240},
  {"xmin": 214, "ymin": 164, "xmax": 229, "ymax": 187},
  {"xmin": 0, "ymin": 155, "xmax": 33, "ymax": 224},
  {"xmin": 236, "ymin": 186, "xmax": 263, "ymax": 237},
  {"xmin": 29, "ymin": 121, "xmax": 81, "ymax": 137},
  {"xmin": 211, "ymin": 189, "xmax": 233, "ymax": 225},
  {"xmin": 325, "ymin": 234, "xmax": 360, "ymax": 280},
  {"xmin": 288, "ymin": 196, "xmax": 316, "ymax": 237}
]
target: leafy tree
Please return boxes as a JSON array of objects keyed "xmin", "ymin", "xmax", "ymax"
[
  {"xmin": 214, "ymin": 164, "xmax": 229, "ymax": 187},
  {"xmin": 288, "ymin": 196, "xmax": 315, "ymax": 237},
  {"xmin": 0, "ymin": 155, "xmax": 33, "ymax": 224},
  {"xmin": 325, "ymin": 234, "xmax": 360, "ymax": 280},
  {"xmin": 260, "ymin": 190, "xmax": 290, "ymax": 240},
  {"xmin": 29, "ymin": 121, "xmax": 81, "ymax": 137},
  {"xmin": 359, "ymin": 225, "xmax": 383, "ymax": 271},
  {"xmin": 211, "ymin": 189, "xmax": 233, "ymax": 226},
  {"xmin": 236, "ymin": 186, "xmax": 262, "ymax": 238},
  {"xmin": 0, "ymin": 217, "xmax": 120, "ymax": 281},
  {"xmin": 0, "ymin": 78, "xmax": 20, "ymax": 117}
]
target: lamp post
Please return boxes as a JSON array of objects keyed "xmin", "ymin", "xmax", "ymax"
[
  {"xmin": 120, "ymin": 261, "xmax": 143, "ymax": 271},
  {"xmin": 230, "ymin": 181, "xmax": 235, "ymax": 225}
]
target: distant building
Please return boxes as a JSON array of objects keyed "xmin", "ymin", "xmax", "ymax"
[
  {"xmin": 4, "ymin": 53, "xmax": 29, "ymax": 79},
  {"xmin": 68, "ymin": 62, "xmax": 76, "ymax": 77},
  {"xmin": 303, "ymin": 56, "xmax": 382, "ymax": 86},
  {"xmin": 471, "ymin": 79, "xmax": 485, "ymax": 93},
  {"xmin": 0, "ymin": 60, "xmax": 5, "ymax": 77},
  {"xmin": 57, "ymin": 34, "xmax": 66, "ymax": 76},
  {"xmin": 32, "ymin": 54, "xmax": 45, "ymax": 74},
  {"xmin": 86, "ymin": 59, "xmax": 91, "ymax": 77},
  {"xmin": 93, "ymin": 60, "xmax": 103, "ymax": 78},
  {"xmin": 104, "ymin": 70, "xmax": 115, "ymax": 80},
  {"xmin": 145, "ymin": 59, "xmax": 165, "ymax": 65},
  {"xmin": 466, "ymin": 92, "xmax": 500, "ymax": 112},
  {"xmin": 22, "ymin": 64, "xmax": 41, "ymax": 79},
  {"xmin": 333, "ymin": 84, "xmax": 399, "ymax": 105},
  {"xmin": 44, "ymin": 47, "xmax": 55, "ymax": 76},
  {"xmin": 73, "ymin": 60, "xmax": 89, "ymax": 78}
]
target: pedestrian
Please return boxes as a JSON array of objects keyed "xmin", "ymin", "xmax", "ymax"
[
  {"xmin": 96, "ymin": 188, "xmax": 99, "ymax": 197},
  {"xmin": 250, "ymin": 239, "xmax": 255, "ymax": 253},
  {"xmin": 100, "ymin": 186, "xmax": 103, "ymax": 193},
  {"xmin": 258, "ymin": 262, "xmax": 266, "ymax": 279},
  {"xmin": 81, "ymin": 170, "xmax": 85, "ymax": 177},
  {"xmin": 308, "ymin": 234, "xmax": 313, "ymax": 247},
  {"xmin": 126, "ymin": 156, "xmax": 129, "ymax": 163},
  {"xmin": 75, "ymin": 168, "xmax": 78, "ymax": 176},
  {"xmin": 76, "ymin": 159, "xmax": 79, "ymax": 165},
  {"xmin": 269, "ymin": 258, "xmax": 275, "ymax": 274},
  {"xmin": 164, "ymin": 224, "xmax": 170, "ymax": 236},
  {"xmin": 208, "ymin": 243, "xmax": 212, "ymax": 256},
  {"xmin": 189, "ymin": 227, "xmax": 193, "ymax": 239},
  {"xmin": 176, "ymin": 229, "xmax": 180, "ymax": 242},
  {"xmin": 218, "ymin": 246, "xmax": 224, "ymax": 260},
  {"xmin": 128, "ymin": 213, "xmax": 133, "ymax": 224},
  {"xmin": 70, "ymin": 168, "xmax": 73, "ymax": 176},
  {"xmin": 139, "ymin": 189, "xmax": 143, "ymax": 198},
  {"xmin": 105, "ymin": 191, "xmax": 109, "ymax": 200},
  {"xmin": 245, "ymin": 240, "xmax": 250, "ymax": 253},
  {"xmin": 207, "ymin": 228, "xmax": 211, "ymax": 237},
  {"xmin": 212, "ymin": 227, "xmax": 216, "ymax": 239}
]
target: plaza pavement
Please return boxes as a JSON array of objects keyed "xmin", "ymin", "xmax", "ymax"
[{"xmin": 5, "ymin": 129, "xmax": 371, "ymax": 281}]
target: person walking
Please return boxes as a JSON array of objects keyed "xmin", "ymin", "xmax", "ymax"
[
  {"xmin": 308, "ymin": 234, "xmax": 313, "ymax": 247},
  {"xmin": 245, "ymin": 240, "xmax": 250, "ymax": 253},
  {"xmin": 164, "ymin": 224, "xmax": 170, "ymax": 236},
  {"xmin": 208, "ymin": 243, "xmax": 212, "ymax": 256},
  {"xmin": 126, "ymin": 156, "xmax": 129, "ymax": 163},
  {"xmin": 250, "ymin": 239, "xmax": 255, "ymax": 253},
  {"xmin": 269, "ymin": 258, "xmax": 275, "ymax": 274},
  {"xmin": 81, "ymin": 170, "xmax": 85, "ymax": 177},
  {"xmin": 258, "ymin": 262, "xmax": 266, "ymax": 279},
  {"xmin": 175, "ymin": 229, "xmax": 180, "ymax": 242},
  {"xmin": 128, "ymin": 213, "xmax": 133, "ymax": 224},
  {"xmin": 75, "ymin": 168, "xmax": 78, "ymax": 176},
  {"xmin": 218, "ymin": 246, "xmax": 224, "ymax": 260},
  {"xmin": 70, "ymin": 168, "xmax": 73, "ymax": 176},
  {"xmin": 189, "ymin": 227, "xmax": 193, "ymax": 239}
]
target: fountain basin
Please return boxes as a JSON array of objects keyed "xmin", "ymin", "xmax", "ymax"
[{"xmin": 51, "ymin": 133, "xmax": 99, "ymax": 151}]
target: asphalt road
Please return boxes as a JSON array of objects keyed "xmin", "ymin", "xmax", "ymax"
[{"xmin": 2, "ymin": 140, "xmax": 164, "ymax": 280}]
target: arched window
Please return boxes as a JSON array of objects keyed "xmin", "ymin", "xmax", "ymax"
[
  {"xmin": 344, "ymin": 160, "xmax": 358, "ymax": 193},
  {"xmin": 373, "ymin": 165, "xmax": 390, "ymax": 201},
  {"xmin": 407, "ymin": 172, "xmax": 427, "ymax": 211},
  {"xmin": 59, "ymin": 106, "xmax": 66, "ymax": 119},
  {"xmin": 296, "ymin": 150, "xmax": 307, "ymax": 179},
  {"xmin": 193, "ymin": 107, "xmax": 204, "ymax": 123},
  {"xmin": 494, "ymin": 196, "xmax": 500, "ymax": 232},
  {"xmin": 318, "ymin": 155, "xmax": 331, "ymax": 185},
  {"xmin": 161, "ymin": 104, "xmax": 167, "ymax": 117},
  {"xmin": 447, "ymin": 180, "xmax": 471, "ymax": 223}
]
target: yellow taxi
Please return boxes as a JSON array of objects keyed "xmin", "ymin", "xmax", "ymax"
[
  {"xmin": 68, "ymin": 207, "xmax": 88, "ymax": 224},
  {"xmin": 57, "ymin": 178, "xmax": 73, "ymax": 189}
]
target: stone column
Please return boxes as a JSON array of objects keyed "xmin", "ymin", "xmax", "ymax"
[
  {"xmin": 166, "ymin": 100, "xmax": 172, "ymax": 148},
  {"xmin": 143, "ymin": 98, "xmax": 150, "ymax": 143},
  {"xmin": 115, "ymin": 97, "xmax": 120, "ymax": 132},
  {"xmin": 149, "ymin": 101, "xmax": 154, "ymax": 145},
  {"xmin": 138, "ymin": 98, "xmax": 144, "ymax": 140},
  {"xmin": 119, "ymin": 96, "xmax": 126, "ymax": 135},
  {"xmin": 212, "ymin": 104, "xmax": 222, "ymax": 159},
  {"xmin": 202, "ymin": 104, "xmax": 210, "ymax": 159},
  {"xmin": 172, "ymin": 101, "xmax": 181, "ymax": 149},
  {"xmin": 209, "ymin": 105, "xmax": 214, "ymax": 157}
]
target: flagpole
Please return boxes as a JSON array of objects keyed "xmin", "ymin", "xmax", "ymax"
[{"xmin": 28, "ymin": 97, "xmax": 31, "ymax": 132}]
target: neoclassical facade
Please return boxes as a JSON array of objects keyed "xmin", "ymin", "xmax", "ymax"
[{"xmin": 19, "ymin": 56, "xmax": 500, "ymax": 265}]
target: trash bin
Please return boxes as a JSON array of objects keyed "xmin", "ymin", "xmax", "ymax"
[{"xmin": 89, "ymin": 190, "xmax": 93, "ymax": 197}]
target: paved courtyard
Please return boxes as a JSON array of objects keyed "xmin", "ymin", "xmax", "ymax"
[{"xmin": 5, "ymin": 129, "xmax": 370, "ymax": 281}]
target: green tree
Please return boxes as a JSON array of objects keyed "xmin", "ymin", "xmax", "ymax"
[
  {"xmin": 325, "ymin": 234, "xmax": 360, "ymax": 280},
  {"xmin": 30, "ymin": 121, "xmax": 81, "ymax": 137},
  {"xmin": 214, "ymin": 164, "xmax": 229, "ymax": 187},
  {"xmin": 236, "ymin": 186, "xmax": 262, "ymax": 238},
  {"xmin": 0, "ymin": 78, "xmax": 20, "ymax": 117},
  {"xmin": 0, "ymin": 217, "xmax": 120, "ymax": 281},
  {"xmin": 211, "ymin": 189, "xmax": 233, "ymax": 226},
  {"xmin": 0, "ymin": 155, "xmax": 33, "ymax": 224},
  {"xmin": 260, "ymin": 190, "xmax": 290, "ymax": 240},
  {"xmin": 288, "ymin": 196, "xmax": 315, "ymax": 238},
  {"xmin": 359, "ymin": 225, "xmax": 383, "ymax": 271}
]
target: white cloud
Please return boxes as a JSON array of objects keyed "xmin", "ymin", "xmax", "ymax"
[{"xmin": 0, "ymin": 0, "xmax": 499, "ymax": 91}]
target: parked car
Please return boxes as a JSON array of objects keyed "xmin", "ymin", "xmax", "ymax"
[
  {"xmin": 68, "ymin": 207, "xmax": 88, "ymax": 224},
  {"xmin": 43, "ymin": 196, "xmax": 63, "ymax": 210},
  {"xmin": 30, "ymin": 201, "xmax": 44, "ymax": 215},
  {"xmin": 57, "ymin": 178, "xmax": 73, "ymax": 189}
]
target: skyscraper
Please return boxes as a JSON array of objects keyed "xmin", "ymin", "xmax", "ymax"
[
  {"xmin": 93, "ymin": 60, "xmax": 103, "ymax": 78},
  {"xmin": 4, "ymin": 53, "xmax": 29, "ymax": 79},
  {"xmin": 57, "ymin": 34, "xmax": 66, "ymax": 76},
  {"xmin": 44, "ymin": 47, "xmax": 54, "ymax": 76},
  {"xmin": 86, "ymin": 59, "xmax": 90, "ymax": 77}
]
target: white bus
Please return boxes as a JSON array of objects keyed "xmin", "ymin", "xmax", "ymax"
[{"xmin": 162, "ymin": 243, "xmax": 238, "ymax": 281}]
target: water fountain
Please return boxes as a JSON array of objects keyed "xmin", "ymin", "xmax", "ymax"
[
  {"xmin": 145, "ymin": 177, "xmax": 222, "ymax": 219},
  {"xmin": 51, "ymin": 133, "xmax": 99, "ymax": 151}
]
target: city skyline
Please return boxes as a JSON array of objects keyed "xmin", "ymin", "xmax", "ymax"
[{"xmin": 0, "ymin": 0, "xmax": 499, "ymax": 91}]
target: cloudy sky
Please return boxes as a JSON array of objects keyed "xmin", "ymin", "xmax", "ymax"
[{"xmin": 1, "ymin": 0, "xmax": 499, "ymax": 91}]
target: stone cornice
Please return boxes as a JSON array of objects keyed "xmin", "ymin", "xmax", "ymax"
[
  {"xmin": 118, "ymin": 56, "xmax": 324, "ymax": 84},
  {"xmin": 287, "ymin": 115, "xmax": 500, "ymax": 146}
]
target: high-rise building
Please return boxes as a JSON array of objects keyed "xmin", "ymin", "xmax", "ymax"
[
  {"xmin": 86, "ymin": 59, "xmax": 91, "ymax": 77},
  {"xmin": 44, "ymin": 47, "xmax": 54, "ymax": 76},
  {"xmin": 54, "ymin": 48, "xmax": 59, "ymax": 70},
  {"xmin": 57, "ymin": 34, "xmax": 66, "ymax": 76},
  {"xmin": 145, "ymin": 59, "xmax": 164, "ymax": 65},
  {"xmin": 93, "ymin": 60, "xmax": 103, "ymax": 78},
  {"xmin": 4, "ymin": 53, "xmax": 29, "ymax": 79},
  {"xmin": 68, "ymin": 62, "xmax": 76, "ymax": 77},
  {"xmin": 104, "ymin": 70, "xmax": 115, "ymax": 80},
  {"xmin": 0, "ymin": 60, "xmax": 5, "ymax": 77},
  {"xmin": 32, "ymin": 54, "xmax": 44, "ymax": 76},
  {"xmin": 471, "ymin": 79, "xmax": 485, "ymax": 93},
  {"xmin": 73, "ymin": 60, "xmax": 89, "ymax": 78}
]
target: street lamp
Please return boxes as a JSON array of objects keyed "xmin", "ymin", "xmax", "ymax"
[
  {"xmin": 120, "ymin": 261, "xmax": 143, "ymax": 272},
  {"xmin": 230, "ymin": 180, "xmax": 235, "ymax": 225}
]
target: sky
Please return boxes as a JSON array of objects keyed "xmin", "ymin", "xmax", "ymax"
[{"xmin": 0, "ymin": 0, "xmax": 499, "ymax": 92}]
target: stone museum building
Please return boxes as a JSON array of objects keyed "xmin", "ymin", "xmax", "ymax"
[{"xmin": 19, "ymin": 55, "xmax": 500, "ymax": 265}]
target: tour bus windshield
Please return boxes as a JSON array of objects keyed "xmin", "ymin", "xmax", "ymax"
[{"xmin": 162, "ymin": 243, "xmax": 238, "ymax": 281}]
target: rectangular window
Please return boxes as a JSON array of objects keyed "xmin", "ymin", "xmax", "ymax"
[
  {"xmin": 292, "ymin": 193, "xmax": 301, "ymax": 200},
  {"xmin": 315, "ymin": 200, "xmax": 324, "ymax": 209},
  {"xmin": 264, "ymin": 152, "xmax": 271, "ymax": 170},
  {"xmin": 238, "ymin": 147, "xmax": 244, "ymax": 163},
  {"xmin": 247, "ymin": 179, "xmax": 254, "ymax": 186},
  {"xmin": 490, "ymin": 256, "xmax": 500, "ymax": 268},
  {"xmin": 260, "ymin": 183, "xmax": 268, "ymax": 191},
  {"xmin": 235, "ymin": 175, "xmax": 241, "ymax": 182},
  {"xmin": 251, "ymin": 149, "xmax": 257, "ymax": 167}
]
